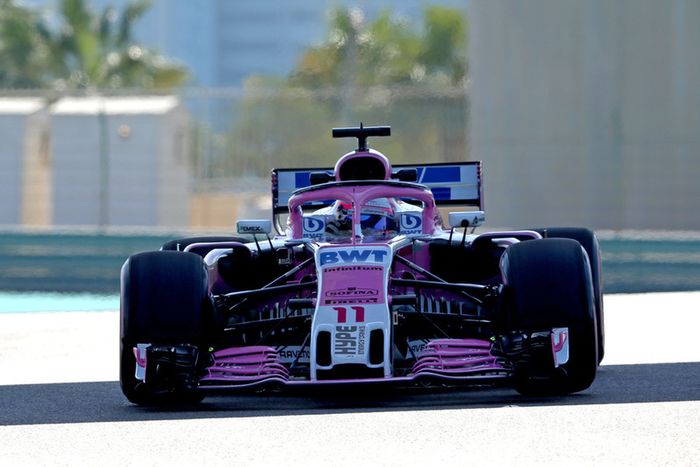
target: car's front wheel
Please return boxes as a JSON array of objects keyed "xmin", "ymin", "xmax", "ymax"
[
  {"xmin": 500, "ymin": 238, "xmax": 598, "ymax": 395},
  {"xmin": 120, "ymin": 251, "xmax": 209, "ymax": 405},
  {"xmin": 533, "ymin": 227, "xmax": 605, "ymax": 363}
]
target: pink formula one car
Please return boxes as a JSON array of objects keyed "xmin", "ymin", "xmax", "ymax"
[{"xmin": 120, "ymin": 125, "xmax": 604, "ymax": 405}]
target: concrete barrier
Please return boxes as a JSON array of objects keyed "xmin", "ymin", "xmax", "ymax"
[{"xmin": 0, "ymin": 230, "xmax": 698, "ymax": 294}]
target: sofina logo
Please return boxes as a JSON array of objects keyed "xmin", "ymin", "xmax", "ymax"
[
  {"xmin": 303, "ymin": 216, "xmax": 325, "ymax": 239},
  {"xmin": 400, "ymin": 213, "xmax": 422, "ymax": 234},
  {"xmin": 326, "ymin": 287, "xmax": 378, "ymax": 298}
]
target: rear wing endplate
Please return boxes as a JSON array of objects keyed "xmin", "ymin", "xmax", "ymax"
[{"xmin": 272, "ymin": 161, "xmax": 483, "ymax": 215}]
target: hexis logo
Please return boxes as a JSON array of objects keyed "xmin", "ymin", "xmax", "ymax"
[{"xmin": 239, "ymin": 225, "xmax": 265, "ymax": 233}]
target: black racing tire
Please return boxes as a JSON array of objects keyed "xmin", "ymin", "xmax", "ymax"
[
  {"xmin": 501, "ymin": 238, "xmax": 598, "ymax": 395},
  {"xmin": 120, "ymin": 251, "xmax": 209, "ymax": 405},
  {"xmin": 161, "ymin": 236, "xmax": 248, "ymax": 257},
  {"xmin": 534, "ymin": 227, "xmax": 605, "ymax": 363}
]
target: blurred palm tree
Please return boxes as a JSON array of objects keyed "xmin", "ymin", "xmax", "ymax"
[
  {"xmin": 0, "ymin": 0, "xmax": 188, "ymax": 90},
  {"xmin": 224, "ymin": 6, "xmax": 469, "ymax": 177},
  {"xmin": 291, "ymin": 6, "xmax": 467, "ymax": 88},
  {"xmin": 0, "ymin": 0, "xmax": 47, "ymax": 88}
]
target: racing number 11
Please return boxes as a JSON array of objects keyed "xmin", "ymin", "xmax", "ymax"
[{"xmin": 333, "ymin": 306, "xmax": 365, "ymax": 323}]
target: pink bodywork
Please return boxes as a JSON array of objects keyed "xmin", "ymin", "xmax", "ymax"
[
  {"xmin": 288, "ymin": 183, "xmax": 440, "ymax": 241},
  {"xmin": 201, "ymin": 346, "xmax": 289, "ymax": 385},
  {"xmin": 200, "ymin": 338, "xmax": 507, "ymax": 387},
  {"xmin": 317, "ymin": 253, "xmax": 387, "ymax": 306},
  {"xmin": 411, "ymin": 339, "xmax": 503, "ymax": 376},
  {"xmin": 197, "ymin": 150, "xmax": 511, "ymax": 388},
  {"xmin": 333, "ymin": 149, "xmax": 393, "ymax": 181}
]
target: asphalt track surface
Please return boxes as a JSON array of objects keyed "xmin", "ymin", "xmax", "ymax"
[{"xmin": 1, "ymin": 292, "xmax": 699, "ymax": 465}]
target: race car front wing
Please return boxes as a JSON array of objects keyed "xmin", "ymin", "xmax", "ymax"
[{"xmin": 133, "ymin": 326, "xmax": 569, "ymax": 391}]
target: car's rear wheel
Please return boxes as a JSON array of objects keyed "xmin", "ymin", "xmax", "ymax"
[
  {"xmin": 501, "ymin": 238, "xmax": 598, "ymax": 395},
  {"xmin": 120, "ymin": 251, "xmax": 209, "ymax": 405}
]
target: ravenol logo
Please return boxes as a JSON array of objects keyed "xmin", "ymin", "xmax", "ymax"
[
  {"xmin": 400, "ymin": 213, "xmax": 422, "ymax": 234},
  {"xmin": 319, "ymin": 248, "xmax": 388, "ymax": 266}
]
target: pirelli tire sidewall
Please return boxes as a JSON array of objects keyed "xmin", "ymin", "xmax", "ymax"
[
  {"xmin": 533, "ymin": 227, "xmax": 605, "ymax": 363},
  {"xmin": 121, "ymin": 251, "xmax": 208, "ymax": 342},
  {"xmin": 500, "ymin": 238, "xmax": 598, "ymax": 395}
]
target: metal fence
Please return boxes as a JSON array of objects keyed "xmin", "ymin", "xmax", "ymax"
[
  {"xmin": 184, "ymin": 86, "xmax": 469, "ymax": 178},
  {"xmin": 7, "ymin": 84, "xmax": 698, "ymax": 233},
  {"xmin": 0, "ymin": 85, "xmax": 469, "ymax": 230}
]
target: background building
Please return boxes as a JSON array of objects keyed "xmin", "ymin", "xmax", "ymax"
[
  {"xmin": 50, "ymin": 96, "xmax": 191, "ymax": 227},
  {"xmin": 0, "ymin": 98, "xmax": 50, "ymax": 226},
  {"xmin": 469, "ymin": 0, "xmax": 700, "ymax": 230},
  {"xmin": 11, "ymin": 0, "xmax": 700, "ymax": 231}
]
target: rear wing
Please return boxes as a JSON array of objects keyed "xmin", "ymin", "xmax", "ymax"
[{"xmin": 272, "ymin": 161, "xmax": 483, "ymax": 215}]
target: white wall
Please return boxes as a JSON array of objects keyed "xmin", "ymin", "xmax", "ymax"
[
  {"xmin": 50, "ymin": 97, "xmax": 191, "ymax": 227},
  {"xmin": 0, "ymin": 99, "xmax": 47, "ymax": 226},
  {"xmin": 469, "ymin": 0, "xmax": 700, "ymax": 230}
]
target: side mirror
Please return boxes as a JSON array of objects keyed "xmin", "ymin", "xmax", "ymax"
[
  {"xmin": 237, "ymin": 219, "xmax": 272, "ymax": 235},
  {"xmin": 392, "ymin": 168, "xmax": 418, "ymax": 182},
  {"xmin": 448, "ymin": 211, "xmax": 485, "ymax": 228},
  {"xmin": 309, "ymin": 171, "xmax": 334, "ymax": 185}
]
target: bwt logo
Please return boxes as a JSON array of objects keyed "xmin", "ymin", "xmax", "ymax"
[
  {"xmin": 319, "ymin": 249, "xmax": 388, "ymax": 266},
  {"xmin": 400, "ymin": 213, "xmax": 422, "ymax": 232},
  {"xmin": 303, "ymin": 217, "xmax": 325, "ymax": 233}
]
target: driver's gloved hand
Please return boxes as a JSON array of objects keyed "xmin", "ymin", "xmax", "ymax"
[
  {"xmin": 326, "ymin": 218, "xmax": 351, "ymax": 235},
  {"xmin": 326, "ymin": 207, "xmax": 351, "ymax": 235}
]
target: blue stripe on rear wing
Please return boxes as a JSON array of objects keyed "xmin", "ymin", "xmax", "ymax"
[{"xmin": 272, "ymin": 162, "xmax": 483, "ymax": 214}]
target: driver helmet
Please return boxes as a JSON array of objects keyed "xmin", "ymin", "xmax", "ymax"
[{"xmin": 328, "ymin": 199, "xmax": 397, "ymax": 235}]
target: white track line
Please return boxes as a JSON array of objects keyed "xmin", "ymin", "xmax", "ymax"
[{"xmin": 0, "ymin": 292, "xmax": 698, "ymax": 385}]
